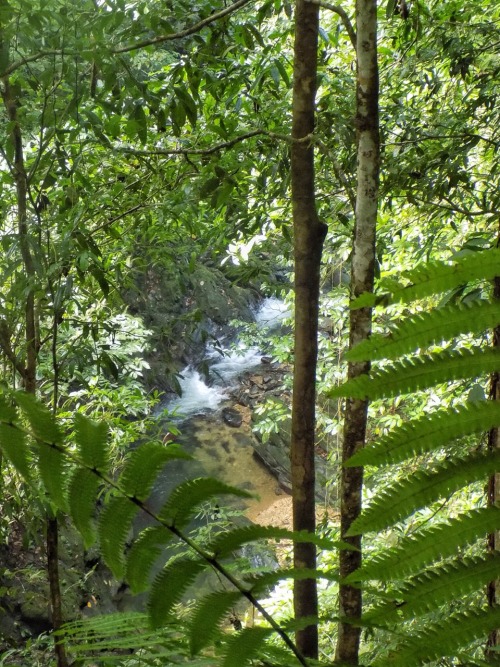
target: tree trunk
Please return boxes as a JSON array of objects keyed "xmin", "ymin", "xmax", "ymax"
[
  {"xmin": 336, "ymin": 0, "xmax": 379, "ymax": 663},
  {"xmin": 486, "ymin": 264, "xmax": 500, "ymax": 653},
  {"xmin": 1, "ymin": 64, "xmax": 69, "ymax": 667},
  {"xmin": 290, "ymin": 0, "xmax": 325, "ymax": 659}
]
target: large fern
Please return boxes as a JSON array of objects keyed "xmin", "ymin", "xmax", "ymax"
[
  {"xmin": 0, "ymin": 389, "xmax": 331, "ymax": 667},
  {"xmin": 336, "ymin": 249, "xmax": 500, "ymax": 665}
]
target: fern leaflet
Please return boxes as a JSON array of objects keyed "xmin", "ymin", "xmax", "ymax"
[
  {"xmin": 365, "ymin": 554, "xmax": 500, "ymax": 625},
  {"xmin": 346, "ymin": 507, "xmax": 500, "ymax": 583},
  {"xmin": 351, "ymin": 247, "xmax": 500, "ymax": 309},
  {"xmin": 347, "ymin": 300, "xmax": 500, "ymax": 362},
  {"xmin": 158, "ymin": 477, "xmax": 252, "ymax": 529},
  {"xmin": 348, "ymin": 450, "xmax": 500, "ymax": 536},
  {"xmin": 0, "ymin": 420, "xmax": 32, "ymax": 483},
  {"xmin": 74, "ymin": 413, "xmax": 109, "ymax": 473},
  {"xmin": 373, "ymin": 607, "xmax": 500, "ymax": 666},
  {"xmin": 221, "ymin": 627, "xmax": 274, "ymax": 667},
  {"xmin": 208, "ymin": 524, "xmax": 337, "ymax": 558},
  {"xmin": 99, "ymin": 496, "xmax": 140, "ymax": 579},
  {"xmin": 67, "ymin": 467, "xmax": 100, "ymax": 548},
  {"xmin": 347, "ymin": 401, "xmax": 500, "ymax": 467},
  {"xmin": 148, "ymin": 558, "xmax": 207, "ymax": 628},
  {"xmin": 189, "ymin": 590, "xmax": 242, "ymax": 655},
  {"xmin": 119, "ymin": 441, "xmax": 191, "ymax": 502},
  {"xmin": 125, "ymin": 526, "xmax": 174, "ymax": 594},
  {"xmin": 329, "ymin": 347, "xmax": 500, "ymax": 400},
  {"xmin": 15, "ymin": 390, "xmax": 63, "ymax": 444},
  {"xmin": 35, "ymin": 441, "xmax": 68, "ymax": 512}
]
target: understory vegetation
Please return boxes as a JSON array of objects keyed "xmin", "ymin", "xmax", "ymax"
[{"xmin": 0, "ymin": 0, "xmax": 499, "ymax": 665}]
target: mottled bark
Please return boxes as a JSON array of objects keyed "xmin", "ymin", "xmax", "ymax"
[
  {"xmin": 336, "ymin": 0, "xmax": 379, "ymax": 663},
  {"xmin": 486, "ymin": 267, "xmax": 500, "ymax": 653},
  {"xmin": 291, "ymin": 0, "xmax": 325, "ymax": 659}
]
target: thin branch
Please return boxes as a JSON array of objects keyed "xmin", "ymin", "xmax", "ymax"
[
  {"xmin": 114, "ymin": 0, "xmax": 255, "ymax": 54},
  {"xmin": 305, "ymin": 0, "xmax": 356, "ymax": 49},
  {"xmin": 0, "ymin": 320, "xmax": 26, "ymax": 379},
  {"xmin": 1, "ymin": 50, "xmax": 70, "ymax": 77}
]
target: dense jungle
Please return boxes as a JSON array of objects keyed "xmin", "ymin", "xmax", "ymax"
[{"xmin": 0, "ymin": 0, "xmax": 500, "ymax": 665}]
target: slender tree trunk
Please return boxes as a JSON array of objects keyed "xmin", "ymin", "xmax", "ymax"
[
  {"xmin": 336, "ymin": 0, "xmax": 379, "ymax": 663},
  {"xmin": 1, "ymin": 70, "xmax": 69, "ymax": 667},
  {"xmin": 290, "ymin": 0, "xmax": 326, "ymax": 659},
  {"xmin": 486, "ymin": 244, "xmax": 500, "ymax": 653}
]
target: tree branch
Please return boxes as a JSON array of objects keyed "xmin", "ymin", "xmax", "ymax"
[
  {"xmin": 305, "ymin": 0, "xmax": 356, "ymax": 48},
  {"xmin": 114, "ymin": 129, "xmax": 315, "ymax": 158},
  {"xmin": 114, "ymin": 0, "xmax": 255, "ymax": 54},
  {"xmin": 1, "ymin": 50, "xmax": 69, "ymax": 77}
]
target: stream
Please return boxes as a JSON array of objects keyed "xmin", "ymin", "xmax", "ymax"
[{"xmin": 150, "ymin": 297, "xmax": 292, "ymax": 521}]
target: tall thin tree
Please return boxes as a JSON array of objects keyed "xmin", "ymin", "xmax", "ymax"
[
  {"xmin": 335, "ymin": 0, "xmax": 379, "ymax": 663},
  {"xmin": 290, "ymin": 0, "xmax": 327, "ymax": 659}
]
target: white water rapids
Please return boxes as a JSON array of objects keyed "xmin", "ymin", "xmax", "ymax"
[{"xmin": 165, "ymin": 297, "xmax": 290, "ymax": 417}]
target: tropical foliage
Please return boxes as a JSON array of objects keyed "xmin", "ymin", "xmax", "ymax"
[{"xmin": 0, "ymin": 0, "xmax": 499, "ymax": 665}]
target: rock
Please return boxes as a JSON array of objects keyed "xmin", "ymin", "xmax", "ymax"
[
  {"xmin": 261, "ymin": 356, "xmax": 272, "ymax": 364},
  {"xmin": 222, "ymin": 407, "xmax": 243, "ymax": 428}
]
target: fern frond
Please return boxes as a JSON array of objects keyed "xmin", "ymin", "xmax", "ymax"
[
  {"xmin": 189, "ymin": 590, "xmax": 242, "ymax": 655},
  {"xmin": 15, "ymin": 390, "xmax": 63, "ymax": 444},
  {"xmin": 351, "ymin": 248, "xmax": 500, "ymax": 309},
  {"xmin": 98, "ymin": 496, "xmax": 140, "ymax": 579},
  {"xmin": 329, "ymin": 347, "xmax": 500, "ymax": 400},
  {"xmin": 346, "ymin": 507, "xmax": 500, "ymax": 583},
  {"xmin": 148, "ymin": 558, "xmax": 207, "ymax": 628},
  {"xmin": 158, "ymin": 478, "xmax": 252, "ymax": 529},
  {"xmin": 347, "ymin": 401, "xmax": 500, "ymax": 467},
  {"xmin": 67, "ymin": 467, "xmax": 100, "ymax": 548},
  {"xmin": 208, "ymin": 525, "xmax": 337, "ymax": 558},
  {"xmin": 125, "ymin": 526, "xmax": 174, "ymax": 594},
  {"xmin": 347, "ymin": 300, "xmax": 500, "ymax": 362},
  {"xmin": 348, "ymin": 451, "xmax": 500, "ymax": 536},
  {"xmin": 58, "ymin": 612, "xmax": 195, "ymax": 661},
  {"xmin": 119, "ymin": 441, "xmax": 191, "ymax": 502},
  {"xmin": 373, "ymin": 606, "xmax": 500, "ymax": 666},
  {"xmin": 36, "ymin": 442, "xmax": 68, "ymax": 512},
  {"xmin": 365, "ymin": 554, "xmax": 500, "ymax": 625},
  {"xmin": 245, "ymin": 567, "xmax": 337, "ymax": 595},
  {"xmin": 0, "ymin": 420, "xmax": 32, "ymax": 483},
  {"xmin": 221, "ymin": 627, "xmax": 274, "ymax": 667},
  {"xmin": 74, "ymin": 413, "xmax": 109, "ymax": 473}
]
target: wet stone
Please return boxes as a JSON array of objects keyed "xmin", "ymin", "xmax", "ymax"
[{"xmin": 221, "ymin": 407, "xmax": 243, "ymax": 428}]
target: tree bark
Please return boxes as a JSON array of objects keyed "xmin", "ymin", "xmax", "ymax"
[
  {"xmin": 290, "ymin": 0, "xmax": 325, "ymax": 659},
  {"xmin": 486, "ymin": 249, "xmax": 500, "ymax": 653},
  {"xmin": 336, "ymin": 0, "xmax": 379, "ymax": 663},
  {"xmin": 1, "ymin": 61, "xmax": 69, "ymax": 667}
]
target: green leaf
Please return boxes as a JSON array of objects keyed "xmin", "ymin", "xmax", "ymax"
[
  {"xmin": 347, "ymin": 401, "xmax": 500, "ymax": 467},
  {"xmin": 15, "ymin": 391, "xmax": 63, "ymax": 444},
  {"xmin": 158, "ymin": 478, "xmax": 252, "ymax": 529},
  {"xmin": 208, "ymin": 525, "xmax": 337, "ymax": 558},
  {"xmin": 351, "ymin": 248, "xmax": 500, "ymax": 309},
  {"xmin": 348, "ymin": 451, "xmax": 500, "ymax": 536},
  {"xmin": 221, "ymin": 627, "xmax": 273, "ymax": 667},
  {"xmin": 346, "ymin": 300, "xmax": 500, "ymax": 362},
  {"xmin": 99, "ymin": 496, "xmax": 140, "ymax": 579},
  {"xmin": 347, "ymin": 507, "xmax": 500, "ymax": 583},
  {"xmin": 74, "ymin": 413, "xmax": 109, "ymax": 473},
  {"xmin": 329, "ymin": 347, "xmax": 500, "ymax": 400},
  {"xmin": 374, "ymin": 607, "xmax": 500, "ymax": 666},
  {"xmin": 119, "ymin": 442, "xmax": 191, "ymax": 502},
  {"xmin": 68, "ymin": 467, "xmax": 100, "ymax": 548},
  {"xmin": 36, "ymin": 442, "xmax": 68, "ymax": 512},
  {"xmin": 189, "ymin": 591, "xmax": 242, "ymax": 655},
  {"xmin": 148, "ymin": 558, "xmax": 206, "ymax": 628},
  {"xmin": 366, "ymin": 555, "xmax": 500, "ymax": 625},
  {"xmin": 125, "ymin": 526, "xmax": 173, "ymax": 594},
  {"xmin": 0, "ymin": 420, "xmax": 32, "ymax": 483}
]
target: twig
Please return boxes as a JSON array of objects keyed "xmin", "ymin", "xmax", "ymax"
[
  {"xmin": 114, "ymin": 0, "xmax": 255, "ymax": 54},
  {"xmin": 305, "ymin": 0, "xmax": 356, "ymax": 49}
]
